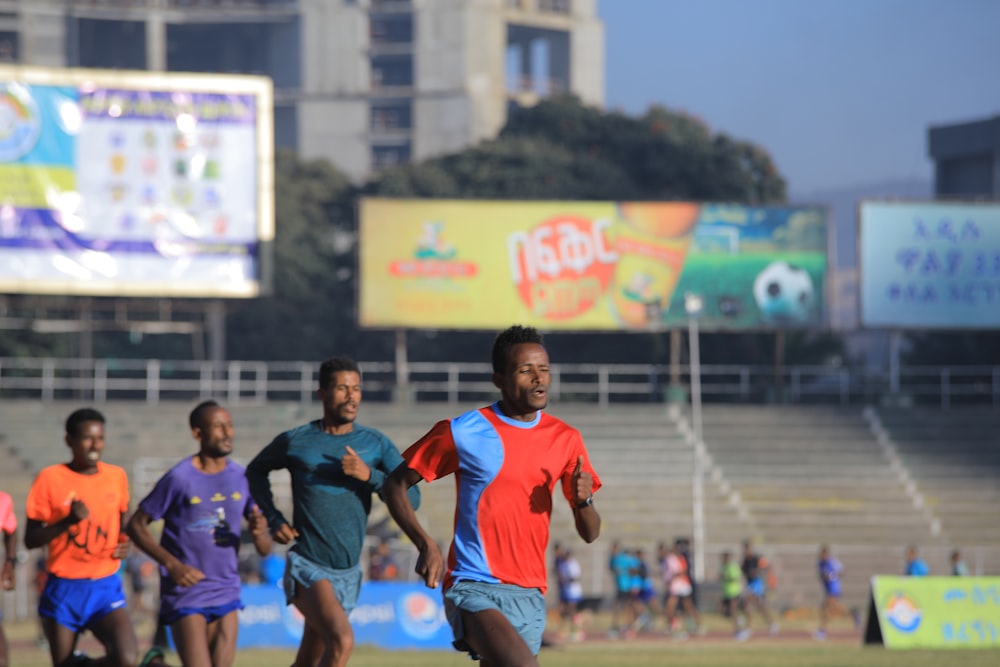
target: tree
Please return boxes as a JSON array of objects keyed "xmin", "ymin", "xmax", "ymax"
[
  {"xmin": 226, "ymin": 150, "xmax": 394, "ymax": 361},
  {"xmin": 371, "ymin": 95, "xmax": 786, "ymax": 204},
  {"xmin": 228, "ymin": 97, "xmax": 785, "ymax": 360}
]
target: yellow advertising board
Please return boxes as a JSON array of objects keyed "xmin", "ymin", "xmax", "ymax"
[
  {"xmin": 864, "ymin": 576, "xmax": 1000, "ymax": 649},
  {"xmin": 359, "ymin": 198, "xmax": 828, "ymax": 331}
]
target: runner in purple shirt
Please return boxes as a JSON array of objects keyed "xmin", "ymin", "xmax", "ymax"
[{"xmin": 128, "ymin": 401, "xmax": 271, "ymax": 667}]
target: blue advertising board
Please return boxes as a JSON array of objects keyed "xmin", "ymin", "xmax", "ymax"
[
  {"xmin": 236, "ymin": 582, "xmax": 452, "ymax": 650},
  {"xmin": 860, "ymin": 201, "xmax": 1000, "ymax": 328}
]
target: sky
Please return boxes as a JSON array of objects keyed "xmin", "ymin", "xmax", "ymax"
[{"xmin": 597, "ymin": 0, "xmax": 1000, "ymax": 197}]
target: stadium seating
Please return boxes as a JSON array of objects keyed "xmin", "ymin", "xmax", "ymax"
[{"xmin": 1, "ymin": 400, "xmax": 997, "ymax": 615}]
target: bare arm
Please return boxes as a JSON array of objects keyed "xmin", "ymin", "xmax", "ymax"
[
  {"xmin": 569, "ymin": 455, "xmax": 601, "ymax": 543},
  {"xmin": 126, "ymin": 508, "xmax": 204, "ymax": 588},
  {"xmin": 24, "ymin": 497, "xmax": 90, "ymax": 550},
  {"xmin": 247, "ymin": 506, "xmax": 273, "ymax": 557},
  {"xmin": 1, "ymin": 528, "xmax": 14, "ymax": 590},
  {"xmin": 573, "ymin": 503, "xmax": 601, "ymax": 544},
  {"xmin": 382, "ymin": 463, "xmax": 443, "ymax": 588}
]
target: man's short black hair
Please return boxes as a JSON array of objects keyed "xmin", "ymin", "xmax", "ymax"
[
  {"xmin": 491, "ymin": 325, "xmax": 544, "ymax": 374},
  {"xmin": 189, "ymin": 400, "xmax": 221, "ymax": 430},
  {"xmin": 319, "ymin": 356, "xmax": 361, "ymax": 389},
  {"xmin": 65, "ymin": 407, "xmax": 105, "ymax": 437}
]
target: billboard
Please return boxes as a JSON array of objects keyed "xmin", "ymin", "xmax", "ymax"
[
  {"xmin": 860, "ymin": 201, "xmax": 1000, "ymax": 329},
  {"xmin": 359, "ymin": 198, "xmax": 827, "ymax": 331},
  {"xmin": 865, "ymin": 576, "xmax": 1000, "ymax": 649},
  {"xmin": 0, "ymin": 65, "xmax": 273, "ymax": 297},
  {"xmin": 237, "ymin": 582, "xmax": 452, "ymax": 650}
]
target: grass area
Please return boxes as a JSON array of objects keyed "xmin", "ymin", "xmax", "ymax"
[
  {"xmin": 6, "ymin": 617, "xmax": 999, "ymax": 667},
  {"xmin": 9, "ymin": 641, "xmax": 1000, "ymax": 667}
]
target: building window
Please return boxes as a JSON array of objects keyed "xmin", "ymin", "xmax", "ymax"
[
  {"xmin": 539, "ymin": 0, "xmax": 572, "ymax": 13},
  {"xmin": 371, "ymin": 55, "xmax": 413, "ymax": 88},
  {"xmin": 76, "ymin": 19, "xmax": 147, "ymax": 70},
  {"xmin": 372, "ymin": 144, "xmax": 411, "ymax": 170},
  {"xmin": 0, "ymin": 32, "xmax": 17, "ymax": 63},
  {"xmin": 371, "ymin": 100, "xmax": 412, "ymax": 131},
  {"xmin": 371, "ymin": 15, "xmax": 413, "ymax": 45}
]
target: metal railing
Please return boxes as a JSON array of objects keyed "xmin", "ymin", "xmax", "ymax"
[{"xmin": 1, "ymin": 357, "xmax": 999, "ymax": 407}]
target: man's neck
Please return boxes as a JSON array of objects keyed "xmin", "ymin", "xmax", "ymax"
[{"xmin": 321, "ymin": 417, "xmax": 354, "ymax": 435}]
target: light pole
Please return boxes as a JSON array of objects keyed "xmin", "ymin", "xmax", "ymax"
[{"xmin": 684, "ymin": 292, "xmax": 705, "ymax": 584}]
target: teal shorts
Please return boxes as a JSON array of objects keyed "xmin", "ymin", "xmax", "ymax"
[
  {"xmin": 444, "ymin": 580, "xmax": 546, "ymax": 657},
  {"xmin": 283, "ymin": 551, "xmax": 362, "ymax": 614}
]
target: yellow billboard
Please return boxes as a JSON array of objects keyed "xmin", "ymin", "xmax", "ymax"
[
  {"xmin": 865, "ymin": 576, "xmax": 1000, "ymax": 649},
  {"xmin": 359, "ymin": 198, "xmax": 828, "ymax": 331}
]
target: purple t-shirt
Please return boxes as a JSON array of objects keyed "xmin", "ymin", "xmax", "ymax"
[{"xmin": 138, "ymin": 457, "xmax": 255, "ymax": 612}]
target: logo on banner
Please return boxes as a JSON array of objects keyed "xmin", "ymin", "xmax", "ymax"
[
  {"xmin": 398, "ymin": 591, "xmax": 446, "ymax": 639},
  {"xmin": 508, "ymin": 215, "xmax": 616, "ymax": 320},
  {"xmin": 0, "ymin": 82, "xmax": 42, "ymax": 161},
  {"xmin": 390, "ymin": 221, "xmax": 478, "ymax": 278},
  {"xmin": 883, "ymin": 592, "xmax": 922, "ymax": 633}
]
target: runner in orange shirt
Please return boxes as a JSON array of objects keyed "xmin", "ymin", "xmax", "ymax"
[{"xmin": 25, "ymin": 407, "xmax": 167, "ymax": 667}]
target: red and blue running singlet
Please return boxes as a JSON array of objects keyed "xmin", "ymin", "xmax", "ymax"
[{"xmin": 403, "ymin": 403, "xmax": 602, "ymax": 594}]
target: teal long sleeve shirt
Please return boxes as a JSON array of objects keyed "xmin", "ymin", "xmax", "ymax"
[{"xmin": 246, "ymin": 420, "xmax": 420, "ymax": 570}]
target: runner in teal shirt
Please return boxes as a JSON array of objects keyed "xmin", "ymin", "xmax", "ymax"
[{"xmin": 246, "ymin": 356, "xmax": 418, "ymax": 667}]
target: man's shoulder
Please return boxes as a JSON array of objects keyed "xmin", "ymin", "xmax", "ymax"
[
  {"xmin": 273, "ymin": 421, "xmax": 323, "ymax": 448},
  {"xmin": 539, "ymin": 410, "xmax": 581, "ymax": 435},
  {"xmin": 352, "ymin": 423, "xmax": 393, "ymax": 443},
  {"xmin": 98, "ymin": 461, "xmax": 129, "ymax": 477},
  {"xmin": 224, "ymin": 458, "xmax": 248, "ymax": 475},
  {"xmin": 285, "ymin": 421, "xmax": 318, "ymax": 439}
]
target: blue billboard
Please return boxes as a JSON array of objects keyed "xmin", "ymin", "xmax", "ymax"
[{"xmin": 860, "ymin": 201, "xmax": 1000, "ymax": 328}]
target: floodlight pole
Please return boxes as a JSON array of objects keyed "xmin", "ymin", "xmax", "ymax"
[{"xmin": 685, "ymin": 293, "xmax": 705, "ymax": 584}]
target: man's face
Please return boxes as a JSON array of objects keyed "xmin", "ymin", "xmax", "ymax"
[
  {"xmin": 318, "ymin": 370, "xmax": 362, "ymax": 426},
  {"xmin": 66, "ymin": 420, "xmax": 105, "ymax": 470},
  {"xmin": 195, "ymin": 406, "xmax": 234, "ymax": 458},
  {"xmin": 494, "ymin": 342, "xmax": 550, "ymax": 418}
]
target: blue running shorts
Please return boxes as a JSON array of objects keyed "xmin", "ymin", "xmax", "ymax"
[
  {"xmin": 38, "ymin": 573, "xmax": 128, "ymax": 633},
  {"xmin": 283, "ymin": 551, "xmax": 362, "ymax": 614}
]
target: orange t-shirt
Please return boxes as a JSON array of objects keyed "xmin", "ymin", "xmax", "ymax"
[{"xmin": 26, "ymin": 462, "xmax": 129, "ymax": 579}]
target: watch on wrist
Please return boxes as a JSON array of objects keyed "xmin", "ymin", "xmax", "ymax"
[{"xmin": 575, "ymin": 495, "xmax": 593, "ymax": 509}]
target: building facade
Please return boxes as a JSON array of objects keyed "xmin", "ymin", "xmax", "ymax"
[
  {"xmin": 928, "ymin": 114, "xmax": 1000, "ymax": 198},
  {"xmin": 2, "ymin": 0, "xmax": 604, "ymax": 181}
]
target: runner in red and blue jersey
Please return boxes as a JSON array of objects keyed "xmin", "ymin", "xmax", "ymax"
[{"xmin": 383, "ymin": 325, "xmax": 603, "ymax": 666}]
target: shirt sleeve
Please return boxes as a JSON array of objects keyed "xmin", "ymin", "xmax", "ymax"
[
  {"xmin": 115, "ymin": 466, "xmax": 130, "ymax": 513},
  {"xmin": 401, "ymin": 419, "xmax": 459, "ymax": 483},
  {"xmin": 246, "ymin": 433, "xmax": 291, "ymax": 531},
  {"xmin": 138, "ymin": 467, "xmax": 181, "ymax": 522},
  {"xmin": 25, "ymin": 470, "xmax": 55, "ymax": 524},
  {"xmin": 365, "ymin": 432, "xmax": 398, "ymax": 492}
]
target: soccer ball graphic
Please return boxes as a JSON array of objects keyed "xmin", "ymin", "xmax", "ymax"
[{"xmin": 753, "ymin": 261, "xmax": 815, "ymax": 324}]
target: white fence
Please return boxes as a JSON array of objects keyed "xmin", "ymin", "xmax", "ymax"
[{"xmin": 1, "ymin": 357, "xmax": 999, "ymax": 408}]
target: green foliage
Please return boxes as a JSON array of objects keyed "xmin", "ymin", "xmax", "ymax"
[
  {"xmin": 226, "ymin": 150, "xmax": 393, "ymax": 361},
  {"xmin": 370, "ymin": 136, "xmax": 639, "ymax": 201},
  {"xmin": 241, "ymin": 100, "xmax": 799, "ymax": 364},
  {"xmin": 372, "ymin": 95, "xmax": 786, "ymax": 205},
  {"xmin": 499, "ymin": 96, "xmax": 787, "ymax": 203}
]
